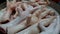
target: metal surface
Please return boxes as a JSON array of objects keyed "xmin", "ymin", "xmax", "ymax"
[{"xmin": 49, "ymin": 1, "xmax": 60, "ymax": 14}]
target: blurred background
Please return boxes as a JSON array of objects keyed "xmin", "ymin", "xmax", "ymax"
[
  {"xmin": 0, "ymin": 0, "xmax": 60, "ymax": 34},
  {"xmin": 0, "ymin": 0, "xmax": 60, "ymax": 14}
]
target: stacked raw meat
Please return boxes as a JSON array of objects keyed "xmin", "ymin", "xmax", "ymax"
[{"xmin": 0, "ymin": 0, "xmax": 59, "ymax": 34}]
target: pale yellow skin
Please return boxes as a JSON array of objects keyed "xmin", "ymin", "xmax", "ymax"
[
  {"xmin": 0, "ymin": 0, "xmax": 58, "ymax": 34},
  {"xmin": 17, "ymin": 16, "xmax": 56, "ymax": 34},
  {"xmin": 7, "ymin": 5, "xmax": 48, "ymax": 34}
]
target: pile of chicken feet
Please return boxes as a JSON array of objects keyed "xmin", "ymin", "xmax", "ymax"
[{"xmin": 0, "ymin": 0, "xmax": 60, "ymax": 34}]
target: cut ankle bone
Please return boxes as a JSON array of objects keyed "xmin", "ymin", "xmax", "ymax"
[
  {"xmin": 38, "ymin": 17, "xmax": 59, "ymax": 34},
  {"xmin": 21, "ymin": 3, "xmax": 29, "ymax": 11},
  {"xmin": 28, "ymin": 15, "xmax": 38, "ymax": 25},
  {"xmin": 49, "ymin": 10, "xmax": 55, "ymax": 16},
  {"xmin": 33, "ymin": 6, "xmax": 46, "ymax": 17},
  {"xmin": 38, "ymin": 22, "xmax": 57, "ymax": 34},
  {"xmin": 39, "ymin": 9, "xmax": 51, "ymax": 18},
  {"xmin": 44, "ymin": 16, "xmax": 56, "ymax": 27},
  {"xmin": 38, "ymin": 16, "xmax": 56, "ymax": 31}
]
